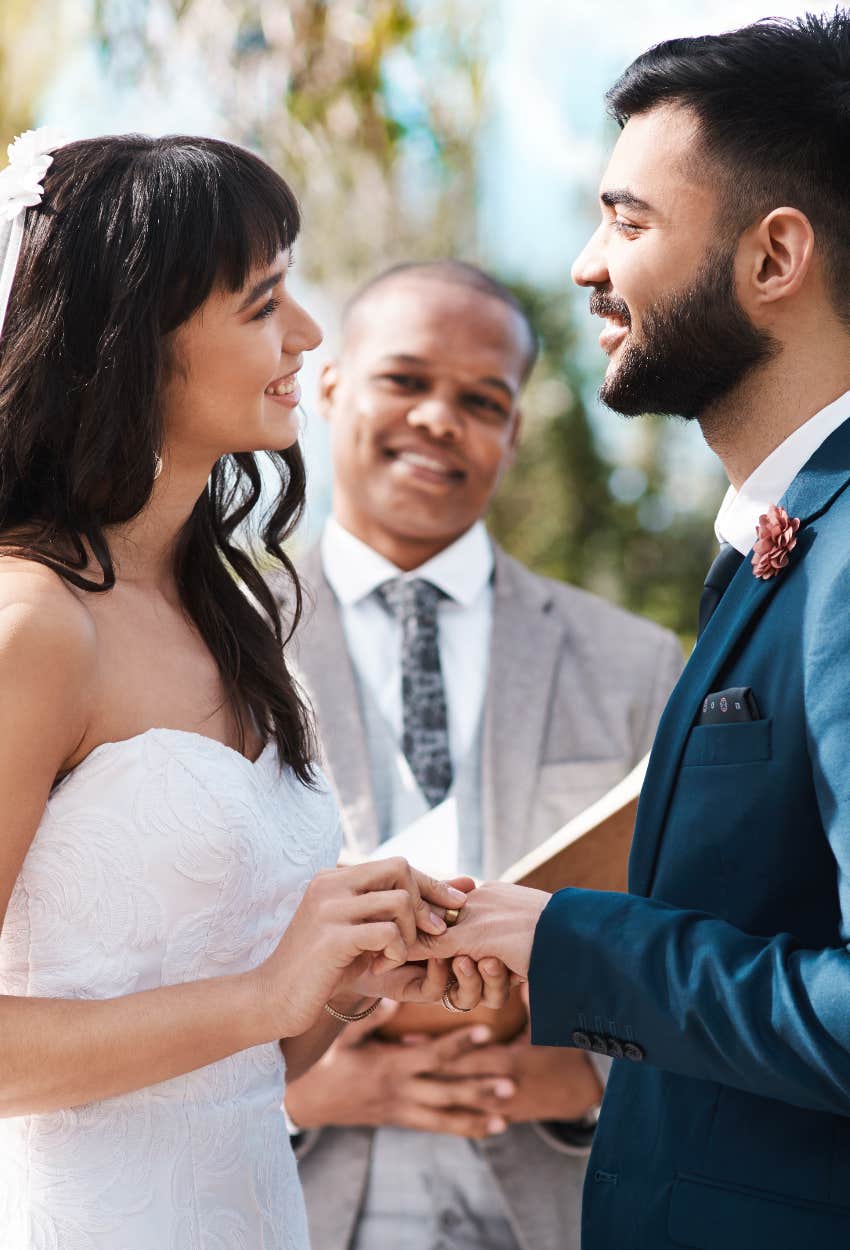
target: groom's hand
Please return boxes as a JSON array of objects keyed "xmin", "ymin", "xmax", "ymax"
[
  {"xmin": 408, "ymin": 882, "xmax": 552, "ymax": 978},
  {"xmin": 284, "ymin": 1007, "xmax": 515, "ymax": 1139}
]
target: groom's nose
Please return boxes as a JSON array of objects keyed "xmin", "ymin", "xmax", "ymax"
[{"xmin": 572, "ymin": 224, "xmax": 609, "ymax": 289}]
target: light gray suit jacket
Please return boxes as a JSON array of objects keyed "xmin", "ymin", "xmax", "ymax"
[{"xmin": 288, "ymin": 542, "xmax": 683, "ymax": 1250}]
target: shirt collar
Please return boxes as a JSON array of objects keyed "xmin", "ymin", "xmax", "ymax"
[
  {"xmin": 714, "ymin": 390, "xmax": 850, "ymax": 556},
  {"xmin": 321, "ymin": 517, "xmax": 494, "ymax": 608}
]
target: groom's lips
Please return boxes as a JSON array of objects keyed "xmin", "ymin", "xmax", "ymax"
[
  {"xmin": 589, "ymin": 294, "xmax": 632, "ymax": 356},
  {"xmin": 599, "ymin": 319, "xmax": 629, "ymax": 354}
]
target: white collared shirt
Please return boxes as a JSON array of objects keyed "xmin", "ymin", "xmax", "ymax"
[
  {"xmin": 320, "ymin": 517, "xmax": 494, "ymax": 773},
  {"xmin": 714, "ymin": 391, "xmax": 850, "ymax": 555}
]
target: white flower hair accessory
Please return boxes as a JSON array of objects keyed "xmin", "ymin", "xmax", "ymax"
[{"xmin": 0, "ymin": 126, "xmax": 69, "ymax": 338}]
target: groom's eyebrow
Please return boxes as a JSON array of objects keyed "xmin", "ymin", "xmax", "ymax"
[{"xmin": 601, "ymin": 188, "xmax": 654, "ymax": 213}]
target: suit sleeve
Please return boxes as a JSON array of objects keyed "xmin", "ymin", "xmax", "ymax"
[
  {"xmin": 529, "ymin": 626, "xmax": 681, "ymax": 1153},
  {"xmin": 529, "ymin": 566, "xmax": 850, "ymax": 1118}
]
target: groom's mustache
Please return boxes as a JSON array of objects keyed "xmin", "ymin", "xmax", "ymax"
[{"xmin": 589, "ymin": 290, "xmax": 632, "ymax": 327}]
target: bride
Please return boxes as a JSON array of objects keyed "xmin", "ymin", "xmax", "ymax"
[{"xmin": 0, "ymin": 131, "xmax": 508, "ymax": 1248}]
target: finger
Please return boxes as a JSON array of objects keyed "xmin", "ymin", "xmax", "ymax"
[
  {"xmin": 416, "ymin": 957, "xmax": 451, "ymax": 1003},
  {"xmin": 446, "ymin": 875, "xmax": 478, "ymax": 894},
  {"xmin": 410, "ymin": 1075, "xmax": 517, "ymax": 1111},
  {"xmin": 405, "ymin": 1104, "xmax": 508, "ymax": 1139},
  {"xmin": 348, "ymin": 859, "xmax": 462, "ymax": 936},
  {"xmin": 367, "ymin": 955, "xmax": 445, "ymax": 1005},
  {"xmin": 438, "ymin": 1044, "xmax": 517, "ymax": 1079},
  {"xmin": 339, "ymin": 998, "xmax": 398, "ymax": 1047},
  {"xmin": 407, "ymin": 865, "xmax": 471, "ymax": 933},
  {"xmin": 428, "ymin": 1022, "xmax": 494, "ymax": 1069},
  {"xmin": 406, "ymin": 929, "xmax": 463, "ymax": 964},
  {"xmin": 347, "ymin": 889, "xmax": 419, "ymax": 949},
  {"xmin": 354, "ymin": 921, "xmax": 408, "ymax": 965},
  {"xmin": 478, "ymin": 957, "xmax": 511, "ymax": 1010},
  {"xmin": 450, "ymin": 955, "xmax": 483, "ymax": 1010}
]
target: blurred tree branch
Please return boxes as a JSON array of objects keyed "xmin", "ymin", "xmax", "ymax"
[{"xmin": 93, "ymin": 0, "xmax": 485, "ymax": 294}]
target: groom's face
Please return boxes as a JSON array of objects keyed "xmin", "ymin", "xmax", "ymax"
[{"xmin": 572, "ymin": 105, "xmax": 776, "ymax": 420}]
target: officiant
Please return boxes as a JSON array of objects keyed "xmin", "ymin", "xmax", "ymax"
[{"xmin": 282, "ymin": 260, "xmax": 682, "ymax": 1250}]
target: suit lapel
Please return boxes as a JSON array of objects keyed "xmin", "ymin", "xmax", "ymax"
[
  {"xmin": 629, "ymin": 413, "xmax": 850, "ymax": 898},
  {"xmin": 628, "ymin": 563, "xmax": 782, "ymax": 895},
  {"xmin": 293, "ymin": 548, "xmax": 379, "ymax": 855},
  {"xmin": 482, "ymin": 547, "xmax": 565, "ymax": 877}
]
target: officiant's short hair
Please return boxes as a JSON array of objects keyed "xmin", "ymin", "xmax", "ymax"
[
  {"xmin": 342, "ymin": 260, "xmax": 539, "ymax": 380},
  {"xmin": 608, "ymin": 10, "xmax": 850, "ymax": 325}
]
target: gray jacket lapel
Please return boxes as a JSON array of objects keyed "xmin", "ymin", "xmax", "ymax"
[
  {"xmin": 292, "ymin": 547, "xmax": 379, "ymax": 853},
  {"xmin": 482, "ymin": 546, "xmax": 565, "ymax": 877}
]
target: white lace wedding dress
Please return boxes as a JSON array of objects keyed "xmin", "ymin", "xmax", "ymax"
[{"xmin": 0, "ymin": 728, "xmax": 342, "ymax": 1250}]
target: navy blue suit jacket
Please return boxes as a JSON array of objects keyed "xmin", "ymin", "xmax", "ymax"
[{"xmin": 529, "ymin": 414, "xmax": 850, "ymax": 1249}]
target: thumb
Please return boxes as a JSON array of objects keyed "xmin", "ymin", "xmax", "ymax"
[{"xmin": 338, "ymin": 998, "xmax": 398, "ymax": 1047}]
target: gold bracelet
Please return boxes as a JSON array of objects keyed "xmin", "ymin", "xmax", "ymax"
[{"xmin": 324, "ymin": 997, "xmax": 381, "ymax": 1024}]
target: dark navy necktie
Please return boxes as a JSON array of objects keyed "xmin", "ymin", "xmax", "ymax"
[
  {"xmin": 698, "ymin": 542, "xmax": 745, "ymax": 638},
  {"xmin": 375, "ymin": 577, "xmax": 453, "ymax": 807}
]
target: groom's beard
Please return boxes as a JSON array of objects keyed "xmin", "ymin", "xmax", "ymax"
[{"xmin": 593, "ymin": 245, "xmax": 779, "ymax": 421}]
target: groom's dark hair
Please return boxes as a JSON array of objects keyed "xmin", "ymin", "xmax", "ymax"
[{"xmin": 608, "ymin": 9, "xmax": 850, "ymax": 325}]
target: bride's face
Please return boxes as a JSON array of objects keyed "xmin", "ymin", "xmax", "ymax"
[{"xmin": 160, "ymin": 248, "xmax": 322, "ymax": 462}]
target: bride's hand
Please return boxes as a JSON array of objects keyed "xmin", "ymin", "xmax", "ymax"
[
  {"xmin": 344, "ymin": 952, "xmax": 513, "ymax": 1011},
  {"xmin": 249, "ymin": 858, "xmax": 470, "ymax": 1036}
]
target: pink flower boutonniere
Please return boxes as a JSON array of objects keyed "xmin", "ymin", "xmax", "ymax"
[{"xmin": 751, "ymin": 503, "xmax": 801, "ymax": 580}]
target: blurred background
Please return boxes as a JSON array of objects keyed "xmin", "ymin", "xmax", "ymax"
[{"xmin": 2, "ymin": 0, "xmax": 812, "ymax": 638}]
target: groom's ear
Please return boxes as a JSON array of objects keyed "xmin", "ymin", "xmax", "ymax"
[
  {"xmin": 740, "ymin": 206, "xmax": 816, "ymax": 315},
  {"xmin": 317, "ymin": 360, "xmax": 340, "ymax": 422}
]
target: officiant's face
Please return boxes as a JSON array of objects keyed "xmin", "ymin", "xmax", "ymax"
[
  {"xmin": 321, "ymin": 277, "xmax": 528, "ymax": 560},
  {"xmin": 572, "ymin": 104, "xmax": 775, "ymax": 420}
]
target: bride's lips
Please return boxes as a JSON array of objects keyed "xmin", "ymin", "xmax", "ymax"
[{"xmin": 264, "ymin": 369, "xmax": 301, "ymax": 409}]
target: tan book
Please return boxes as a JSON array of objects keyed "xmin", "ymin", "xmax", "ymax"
[
  {"xmin": 376, "ymin": 754, "xmax": 648, "ymax": 1040},
  {"xmin": 499, "ymin": 753, "xmax": 648, "ymax": 893}
]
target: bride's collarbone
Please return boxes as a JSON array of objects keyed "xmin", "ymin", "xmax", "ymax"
[{"xmin": 65, "ymin": 590, "xmax": 255, "ymax": 773}]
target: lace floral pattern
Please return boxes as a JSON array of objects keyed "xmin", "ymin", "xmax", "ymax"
[{"xmin": 0, "ymin": 729, "xmax": 342, "ymax": 1250}]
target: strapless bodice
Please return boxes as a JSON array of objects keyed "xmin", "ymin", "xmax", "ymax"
[{"xmin": 0, "ymin": 728, "xmax": 341, "ymax": 1249}]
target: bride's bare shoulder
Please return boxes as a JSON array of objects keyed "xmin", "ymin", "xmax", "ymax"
[{"xmin": 0, "ymin": 555, "xmax": 97, "ymax": 673}]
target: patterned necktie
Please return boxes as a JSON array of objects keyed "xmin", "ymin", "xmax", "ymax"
[
  {"xmin": 698, "ymin": 542, "xmax": 745, "ymax": 638},
  {"xmin": 375, "ymin": 577, "xmax": 453, "ymax": 807}
]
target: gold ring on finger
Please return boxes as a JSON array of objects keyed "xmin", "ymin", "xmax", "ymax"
[
  {"xmin": 444, "ymin": 908, "xmax": 461, "ymax": 928},
  {"xmin": 441, "ymin": 976, "xmax": 473, "ymax": 1013}
]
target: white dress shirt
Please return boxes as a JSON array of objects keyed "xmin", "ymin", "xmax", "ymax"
[
  {"xmin": 714, "ymin": 390, "xmax": 850, "ymax": 555},
  {"xmin": 320, "ymin": 517, "xmax": 494, "ymax": 776}
]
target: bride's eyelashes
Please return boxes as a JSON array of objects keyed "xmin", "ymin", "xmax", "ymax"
[{"xmin": 252, "ymin": 296, "xmax": 281, "ymax": 321}]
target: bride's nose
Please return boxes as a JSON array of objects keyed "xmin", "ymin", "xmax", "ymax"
[{"xmin": 285, "ymin": 299, "xmax": 323, "ymax": 355}]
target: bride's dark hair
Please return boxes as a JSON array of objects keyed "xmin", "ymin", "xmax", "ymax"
[{"xmin": 0, "ymin": 134, "xmax": 315, "ymax": 779}]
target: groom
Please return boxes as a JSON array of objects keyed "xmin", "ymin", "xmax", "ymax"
[{"xmin": 420, "ymin": 11, "xmax": 850, "ymax": 1247}]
